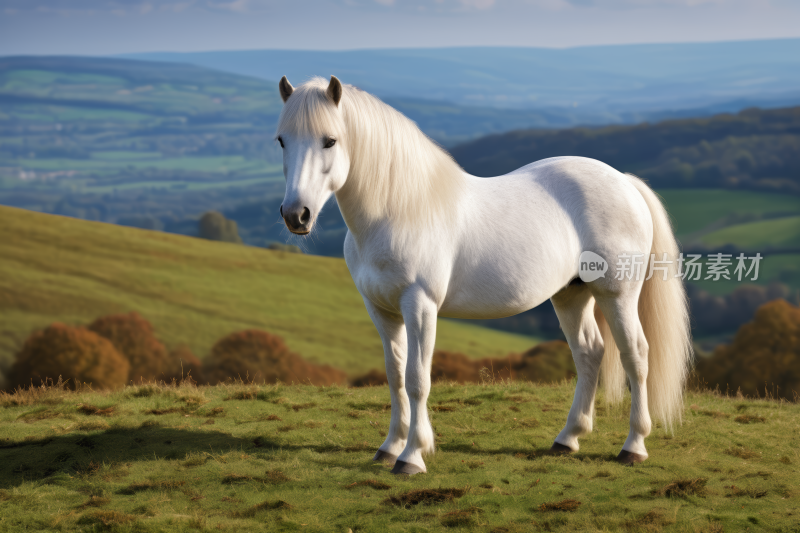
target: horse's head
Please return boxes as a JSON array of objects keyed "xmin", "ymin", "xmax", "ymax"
[{"xmin": 275, "ymin": 76, "xmax": 350, "ymax": 235}]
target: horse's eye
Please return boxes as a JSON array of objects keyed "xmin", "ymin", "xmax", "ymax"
[
  {"xmin": 278, "ymin": 137, "xmax": 284, "ymax": 148},
  {"xmin": 324, "ymin": 138, "xmax": 336, "ymax": 149}
]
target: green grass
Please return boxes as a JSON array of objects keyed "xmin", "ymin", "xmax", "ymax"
[
  {"xmin": 656, "ymin": 189, "xmax": 799, "ymax": 240},
  {"xmin": 700, "ymin": 216, "xmax": 800, "ymax": 250},
  {"xmin": 1, "ymin": 381, "xmax": 797, "ymax": 532},
  {"xmin": 0, "ymin": 206, "xmax": 539, "ymax": 375},
  {"xmin": 680, "ymin": 252, "xmax": 800, "ymax": 296}
]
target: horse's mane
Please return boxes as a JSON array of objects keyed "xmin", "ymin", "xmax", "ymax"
[{"xmin": 276, "ymin": 77, "xmax": 465, "ymax": 230}]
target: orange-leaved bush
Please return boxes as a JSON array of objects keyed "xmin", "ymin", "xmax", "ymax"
[
  {"xmin": 431, "ymin": 340, "xmax": 575, "ymax": 384},
  {"xmin": 352, "ymin": 340, "xmax": 575, "ymax": 386},
  {"xmin": 87, "ymin": 312, "xmax": 168, "ymax": 382},
  {"xmin": 6, "ymin": 323, "xmax": 129, "ymax": 390},
  {"xmin": 204, "ymin": 329, "xmax": 346, "ymax": 386},
  {"xmin": 163, "ymin": 345, "xmax": 205, "ymax": 384},
  {"xmin": 696, "ymin": 299, "xmax": 800, "ymax": 399}
]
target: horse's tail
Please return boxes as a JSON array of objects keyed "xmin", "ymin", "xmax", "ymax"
[{"xmin": 598, "ymin": 174, "xmax": 692, "ymax": 432}]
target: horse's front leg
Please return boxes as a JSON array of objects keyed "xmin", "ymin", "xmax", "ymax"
[
  {"xmin": 363, "ymin": 298, "xmax": 410, "ymax": 462},
  {"xmin": 391, "ymin": 286, "xmax": 438, "ymax": 475}
]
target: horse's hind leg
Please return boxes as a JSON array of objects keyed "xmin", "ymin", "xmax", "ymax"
[
  {"xmin": 363, "ymin": 299, "xmax": 410, "ymax": 463},
  {"xmin": 595, "ymin": 291, "xmax": 651, "ymax": 464},
  {"xmin": 550, "ymin": 284, "xmax": 604, "ymax": 452}
]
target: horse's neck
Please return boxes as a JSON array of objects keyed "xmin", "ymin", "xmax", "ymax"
[{"xmin": 334, "ymin": 158, "xmax": 468, "ymax": 241}]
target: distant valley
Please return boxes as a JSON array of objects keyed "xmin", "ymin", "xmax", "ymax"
[{"xmin": 125, "ymin": 39, "xmax": 800, "ymax": 129}]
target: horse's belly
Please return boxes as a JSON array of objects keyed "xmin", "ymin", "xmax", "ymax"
[{"xmin": 438, "ymin": 253, "xmax": 571, "ymax": 319}]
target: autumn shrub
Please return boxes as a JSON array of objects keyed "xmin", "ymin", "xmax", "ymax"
[
  {"xmin": 163, "ymin": 345, "xmax": 205, "ymax": 384},
  {"xmin": 6, "ymin": 323, "xmax": 129, "ymax": 390},
  {"xmin": 204, "ymin": 329, "xmax": 346, "ymax": 386},
  {"xmin": 513, "ymin": 340, "xmax": 576, "ymax": 383},
  {"xmin": 350, "ymin": 369, "xmax": 389, "ymax": 387},
  {"xmin": 431, "ymin": 350, "xmax": 486, "ymax": 383},
  {"xmin": 355, "ymin": 340, "xmax": 575, "ymax": 386},
  {"xmin": 88, "ymin": 312, "xmax": 169, "ymax": 382},
  {"xmin": 696, "ymin": 299, "xmax": 800, "ymax": 399}
]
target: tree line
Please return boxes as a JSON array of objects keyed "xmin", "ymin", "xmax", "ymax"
[{"xmin": 451, "ymin": 106, "xmax": 800, "ymax": 194}]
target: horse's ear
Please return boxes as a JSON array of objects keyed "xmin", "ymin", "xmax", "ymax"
[
  {"xmin": 327, "ymin": 75, "xmax": 342, "ymax": 106},
  {"xmin": 279, "ymin": 76, "xmax": 294, "ymax": 103}
]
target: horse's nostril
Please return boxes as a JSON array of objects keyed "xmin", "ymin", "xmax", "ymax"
[{"xmin": 300, "ymin": 207, "xmax": 311, "ymax": 224}]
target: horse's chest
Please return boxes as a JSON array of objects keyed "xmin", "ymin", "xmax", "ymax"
[{"xmin": 345, "ymin": 233, "xmax": 444, "ymax": 311}]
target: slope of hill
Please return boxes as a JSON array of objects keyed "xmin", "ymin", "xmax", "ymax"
[
  {"xmin": 0, "ymin": 55, "xmax": 289, "ymax": 245},
  {"xmin": 1, "ymin": 381, "xmax": 797, "ymax": 532},
  {"xmin": 0, "ymin": 206, "xmax": 539, "ymax": 376}
]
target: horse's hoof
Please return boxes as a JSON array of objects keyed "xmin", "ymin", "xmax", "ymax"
[
  {"xmin": 373, "ymin": 449, "xmax": 398, "ymax": 463},
  {"xmin": 616, "ymin": 449, "xmax": 647, "ymax": 465},
  {"xmin": 390, "ymin": 460, "xmax": 426, "ymax": 475},
  {"xmin": 549, "ymin": 442, "xmax": 573, "ymax": 453}
]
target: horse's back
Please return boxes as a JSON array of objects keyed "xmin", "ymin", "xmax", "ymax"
[
  {"xmin": 500, "ymin": 156, "xmax": 653, "ymax": 255},
  {"xmin": 440, "ymin": 157, "xmax": 653, "ymax": 318}
]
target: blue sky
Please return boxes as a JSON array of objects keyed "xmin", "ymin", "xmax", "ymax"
[{"xmin": 1, "ymin": 0, "xmax": 799, "ymax": 55}]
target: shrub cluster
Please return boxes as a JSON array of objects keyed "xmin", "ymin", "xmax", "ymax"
[
  {"xmin": 6, "ymin": 313, "xmax": 346, "ymax": 390},
  {"xmin": 353, "ymin": 341, "xmax": 576, "ymax": 386},
  {"xmin": 6, "ymin": 323, "xmax": 129, "ymax": 390},
  {"xmin": 203, "ymin": 329, "xmax": 347, "ymax": 386},
  {"xmin": 696, "ymin": 299, "xmax": 800, "ymax": 400}
]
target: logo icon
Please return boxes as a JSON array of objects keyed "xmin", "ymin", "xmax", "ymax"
[{"xmin": 579, "ymin": 251, "xmax": 608, "ymax": 282}]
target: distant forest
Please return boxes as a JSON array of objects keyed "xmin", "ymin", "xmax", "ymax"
[{"xmin": 452, "ymin": 106, "xmax": 800, "ymax": 194}]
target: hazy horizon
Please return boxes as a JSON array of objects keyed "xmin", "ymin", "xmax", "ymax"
[{"xmin": 2, "ymin": 0, "xmax": 799, "ymax": 56}]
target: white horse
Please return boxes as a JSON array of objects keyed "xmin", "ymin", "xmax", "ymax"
[{"xmin": 275, "ymin": 75, "xmax": 691, "ymax": 475}]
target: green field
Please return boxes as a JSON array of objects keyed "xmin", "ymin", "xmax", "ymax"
[
  {"xmin": 700, "ymin": 216, "xmax": 800, "ymax": 250},
  {"xmin": 1, "ymin": 381, "xmax": 797, "ymax": 532},
  {"xmin": 0, "ymin": 206, "xmax": 539, "ymax": 376},
  {"xmin": 655, "ymin": 189, "xmax": 799, "ymax": 242}
]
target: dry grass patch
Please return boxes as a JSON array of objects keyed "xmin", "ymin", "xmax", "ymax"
[
  {"xmin": 734, "ymin": 414, "xmax": 766, "ymax": 424},
  {"xmin": 226, "ymin": 389, "xmax": 258, "ymax": 400},
  {"xmin": 652, "ymin": 478, "xmax": 707, "ymax": 498},
  {"xmin": 724, "ymin": 447, "xmax": 760, "ymax": 460},
  {"xmin": 538, "ymin": 499, "xmax": 581, "ymax": 512},
  {"xmin": 119, "ymin": 480, "xmax": 186, "ymax": 494},
  {"xmin": 441, "ymin": 506, "xmax": 483, "ymax": 527},
  {"xmin": 142, "ymin": 407, "xmax": 181, "ymax": 415},
  {"xmin": 232, "ymin": 499, "xmax": 293, "ymax": 518},
  {"xmin": 345, "ymin": 479, "xmax": 391, "ymax": 490},
  {"xmin": 624, "ymin": 508, "xmax": 673, "ymax": 532},
  {"xmin": 77, "ymin": 403, "xmax": 115, "ymax": 416},
  {"xmin": 514, "ymin": 417, "xmax": 540, "ymax": 428},
  {"xmin": 383, "ymin": 488, "xmax": 466, "ymax": 508},
  {"xmin": 290, "ymin": 402, "xmax": 316, "ymax": 411}
]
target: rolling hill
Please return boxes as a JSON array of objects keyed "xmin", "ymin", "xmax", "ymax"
[
  {"xmin": 126, "ymin": 39, "xmax": 800, "ymax": 119},
  {"xmin": 0, "ymin": 206, "xmax": 539, "ymax": 377}
]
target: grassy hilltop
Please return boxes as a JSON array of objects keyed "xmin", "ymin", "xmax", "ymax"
[
  {"xmin": 0, "ymin": 381, "xmax": 798, "ymax": 532},
  {"xmin": 0, "ymin": 206, "xmax": 539, "ymax": 375}
]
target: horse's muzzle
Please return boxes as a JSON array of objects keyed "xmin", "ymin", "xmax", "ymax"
[{"xmin": 281, "ymin": 204, "xmax": 312, "ymax": 235}]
